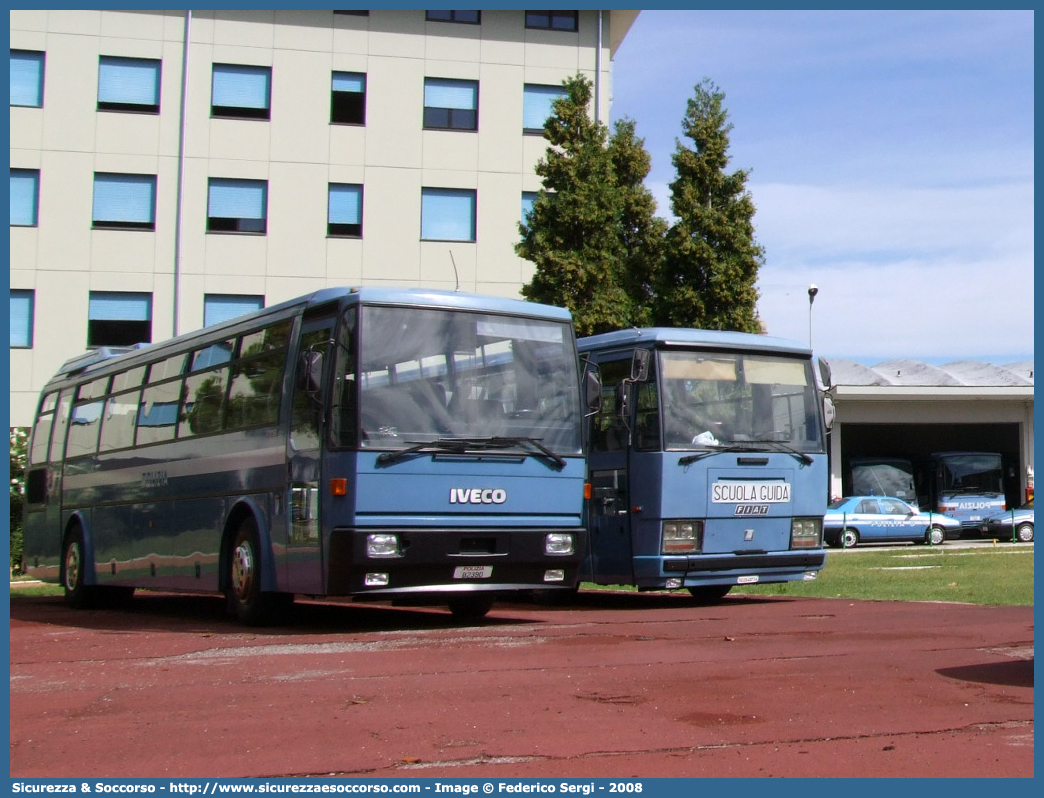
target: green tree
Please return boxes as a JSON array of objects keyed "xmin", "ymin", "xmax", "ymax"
[
  {"xmin": 609, "ymin": 118, "xmax": 667, "ymax": 328},
  {"xmin": 10, "ymin": 427, "xmax": 28, "ymax": 574},
  {"xmin": 655, "ymin": 79, "xmax": 763, "ymax": 332},
  {"xmin": 517, "ymin": 75, "xmax": 634, "ymax": 336}
]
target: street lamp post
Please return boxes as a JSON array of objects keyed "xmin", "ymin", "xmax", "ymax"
[{"xmin": 807, "ymin": 284, "xmax": 818, "ymax": 349}]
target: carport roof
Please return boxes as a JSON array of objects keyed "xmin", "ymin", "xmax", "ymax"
[{"xmin": 828, "ymin": 359, "xmax": 1034, "ymax": 387}]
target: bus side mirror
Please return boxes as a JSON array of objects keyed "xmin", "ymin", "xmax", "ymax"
[
  {"xmin": 822, "ymin": 394, "xmax": 835, "ymax": 431},
  {"xmin": 615, "ymin": 382, "xmax": 630, "ymax": 419},
  {"xmin": 298, "ymin": 351, "xmax": 324, "ymax": 394},
  {"xmin": 584, "ymin": 367, "xmax": 602, "ymax": 412},
  {"xmin": 817, "ymin": 357, "xmax": 832, "ymax": 390},
  {"xmin": 631, "ymin": 349, "xmax": 651, "ymax": 382}
]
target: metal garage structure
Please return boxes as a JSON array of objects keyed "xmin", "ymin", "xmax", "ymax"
[{"xmin": 826, "ymin": 359, "xmax": 1034, "ymax": 508}]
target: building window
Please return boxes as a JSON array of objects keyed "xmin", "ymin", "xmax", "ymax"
[
  {"xmin": 10, "ymin": 50, "xmax": 44, "ymax": 107},
  {"xmin": 521, "ymin": 192, "xmax": 538, "ymax": 224},
  {"xmin": 211, "ymin": 64, "xmax": 271, "ymax": 120},
  {"xmin": 426, "ymin": 11, "xmax": 480, "ymax": 24},
  {"xmin": 204, "ymin": 295, "xmax": 264, "ymax": 327},
  {"xmin": 10, "ymin": 169, "xmax": 39, "ymax": 227},
  {"xmin": 88, "ymin": 292, "xmax": 152, "ymax": 347},
  {"xmin": 10, "ymin": 290, "xmax": 34, "ymax": 348},
  {"xmin": 423, "ymin": 78, "xmax": 478, "ymax": 131},
  {"xmin": 331, "ymin": 72, "xmax": 366, "ymax": 125},
  {"xmin": 97, "ymin": 56, "xmax": 161, "ymax": 113},
  {"xmin": 523, "ymin": 84, "xmax": 567, "ymax": 134},
  {"xmin": 92, "ymin": 173, "xmax": 156, "ymax": 230},
  {"xmin": 421, "ymin": 188, "xmax": 476, "ymax": 242},
  {"xmin": 207, "ymin": 178, "xmax": 268, "ymax": 234},
  {"xmin": 328, "ymin": 184, "xmax": 363, "ymax": 238},
  {"xmin": 525, "ymin": 10, "xmax": 578, "ymax": 31}
]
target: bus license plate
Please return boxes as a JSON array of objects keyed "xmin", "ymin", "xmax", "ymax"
[
  {"xmin": 737, "ymin": 575, "xmax": 759, "ymax": 584},
  {"xmin": 454, "ymin": 565, "xmax": 493, "ymax": 579}
]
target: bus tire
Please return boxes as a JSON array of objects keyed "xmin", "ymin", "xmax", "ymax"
[
  {"xmin": 226, "ymin": 517, "xmax": 283, "ymax": 626},
  {"xmin": 1015, "ymin": 523, "xmax": 1033, "ymax": 543},
  {"xmin": 925, "ymin": 525, "xmax": 946, "ymax": 546},
  {"xmin": 62, "ymin": 526, "xmax": 100, "ymax": 609},
  {"xmin": 840, "ymin": 528, "xmax": 859, "ymax": 548},
  {"xmin": 687, "ymin": 585, "xmax": 732, "ymax": 603},
  {"xmin": 447, "ymin": 594, "xmax": 494, "ymax": 620}
]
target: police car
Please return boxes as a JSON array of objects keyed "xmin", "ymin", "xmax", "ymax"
[
  {"xmin": 979, "ymin": 499, "xmax": 1034, "ymax": 543},
  {"xmin": 824, "ymin": 496, "xmax": 961, "ymax": 548}
]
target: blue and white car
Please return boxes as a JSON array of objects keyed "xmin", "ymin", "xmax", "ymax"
[
  {"xmin": 824, "ymin": 496, "xmax": 961, "ymax": 548},
  {"xmin": 979, "ymin": 499, "xmax": 1034, "ymax": 543}
]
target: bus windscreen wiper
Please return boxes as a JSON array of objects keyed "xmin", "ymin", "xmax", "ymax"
[
  {"xmin": 376, "ymin": 436, "xmax": 566, "ymax": 471},
  {"xmin": 745, "ymin": 439, "xmax": 814, "ymax": 465}
]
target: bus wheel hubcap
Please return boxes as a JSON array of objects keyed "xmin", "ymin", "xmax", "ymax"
[
  {"xmin": 64, "ymin": 545, "xmax": 81, "ymax": 590},
  {"xmin": 231, "ymin": 543, "xmax": 255, "ymax": 599}
]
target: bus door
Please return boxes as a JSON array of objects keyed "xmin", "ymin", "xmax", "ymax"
[
  {"xmin": 586, "ymin": 357, "xmax": 636, "ymax": 584},
  {"xmin": 23, "ymin": 389, "xmax": 71, "ymax": 577},
  {"xmin": 285, "ymin": 311, "xmax": 338, "ymax": 594}
]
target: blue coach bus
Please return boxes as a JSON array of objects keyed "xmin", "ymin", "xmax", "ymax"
[
  {"xmin": 22, "ymin": 287, "xmax": 597, "ymax": 623},
  {"xmin": 916, "ymin": 451, "xmax": 1008, "ymax": 535},
  {"xmin": 577, "ymin": 328, "xmax": 833, "ymax": 600}
]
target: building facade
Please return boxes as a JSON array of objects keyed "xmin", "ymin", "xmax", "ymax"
[{"xmin": 9, "ymin": 9, "xmax": 639, "ymax": 426}]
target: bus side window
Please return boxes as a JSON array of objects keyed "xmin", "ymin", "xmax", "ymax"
[
  {"xmin": 48, "ymin": 389, "xmax": 74, "ymax": 463},
  {"xmin": 590, "ymin": 359, "xmax": 630, "ymax": 453}
]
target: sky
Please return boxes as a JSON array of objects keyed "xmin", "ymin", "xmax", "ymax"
[{"xmin": 607, "ymin": 9, "xmax": 1034, "ymax": 366}]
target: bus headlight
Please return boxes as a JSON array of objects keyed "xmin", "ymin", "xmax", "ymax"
[
  {"xmin": 662, "ymin": 520, "xmax": 701, "ymax": 554},
  {"xmin": 545, "ymin": 533, "xmax": 575, "ymax": 556},
  {"xmin": 790, "ymin": 518, "xmax": 822, "ymax": 549},
  {"xmin": 366, "ymin": 533, "xmax": 402, "ymax": 558}
]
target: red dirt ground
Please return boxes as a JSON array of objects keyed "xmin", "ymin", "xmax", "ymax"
[{"xmin": 8, "ymin": 590, "xmax": 1033, "ymax": 779}]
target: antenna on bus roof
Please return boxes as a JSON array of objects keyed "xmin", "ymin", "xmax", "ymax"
[{"xmin": 449, "ymin": 250, "xmax": 460, "ymax": 292}]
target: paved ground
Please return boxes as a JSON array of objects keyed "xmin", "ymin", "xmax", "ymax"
[{"xmin": 8, "ymin": 590, "xmax": 1034, "ymax": 779}]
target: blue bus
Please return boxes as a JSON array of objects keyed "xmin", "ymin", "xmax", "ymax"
[
  {"xmin": 916, "ymin": 451, "xmax": 1007, "ymax": 535},
  {"xmin": 577, "ymin": 328, "xmax": 832, "ymax": 600},
  {"xmin": 22, "ymin": 287, "xmax": 597, "ymax": 623}
]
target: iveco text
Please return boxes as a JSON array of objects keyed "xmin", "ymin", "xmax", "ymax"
[{"xmin": 449, "ymin": 488, "xmax": 508, "ymax": 504}]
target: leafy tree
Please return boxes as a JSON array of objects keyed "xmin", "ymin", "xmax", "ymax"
[
  {"xmin": 655, "ymin": 79, "xmax": 763, "ymax": 332},
  {"xmin": 517, "ymin": 75, "xmax": 634, "ymax": 336},
  {"xmin": 609, "ymin": 118, "xmax": 667, "ymax": 328},
  {"xmin": 10, "ymin": 427, "xmax": 28, "ymax": 574}
]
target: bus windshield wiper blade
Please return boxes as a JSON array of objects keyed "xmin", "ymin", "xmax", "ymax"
[
  {"xmin": 453, "ymin": 436, "xmax": 567, "ymax": 471},
  {"xmin": 678, "ymin": 445, "xmax": 747, "ymax": 466},
  {"xmin": 375, "ymin": 436, "xmax": 567, "ymax": 471},
  {"xmin": 746, "ymin": 440, "xmax": 814, "ymax": 465}
]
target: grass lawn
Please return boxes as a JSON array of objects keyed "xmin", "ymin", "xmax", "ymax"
[{"xmin": 733, "ymin": 545, "xmax": 1034, "ymax": 606}]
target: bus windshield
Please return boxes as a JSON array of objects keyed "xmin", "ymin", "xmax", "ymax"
[
  {"xmin": 937, "ymin": 453, "xmax": 1004, "ymax": 495},
  {"xmin": 349, "ymin": 306, "xmax": 582, "ymax": 454},
  {"xmin": 658, "ymin": 350, "xmax": 822, "ymax": 452}
]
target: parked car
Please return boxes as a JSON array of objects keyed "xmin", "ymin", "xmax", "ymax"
[
  {"xmin": 824, "ymin": 496, "xmax": 961, "ymax": 548},
  {"xmin": 979, "ymin": 499, "xmax": 1034, "ymax": 543}
]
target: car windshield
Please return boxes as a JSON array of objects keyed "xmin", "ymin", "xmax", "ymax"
[
  {"xmin": 347, "ymin": 306, "xmax": 582, "ymax": 454},
  {"xmin": 658, "ymin": 350, "xmax": 823, "ymax": 452}
]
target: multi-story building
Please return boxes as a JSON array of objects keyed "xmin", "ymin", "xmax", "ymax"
[{"xmin": 9, "ymin": 9, "xmax": 638, "ymax": 426}]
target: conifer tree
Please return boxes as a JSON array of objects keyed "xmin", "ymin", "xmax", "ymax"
[
  {"xmin": 516, "ymin": 75, "xmax": 632, "ymax": 336},
  {"xmin": 655, "ymin": 79, "xmax": 763, "ymax": 332}
]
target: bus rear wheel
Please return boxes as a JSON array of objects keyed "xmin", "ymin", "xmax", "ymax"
[
  {"xmin": 226, "ymin": 517, "xmax": 287, "ymax": 626},
  {"xmin": 447, "ymin": 594, "xmax": 494, "ymax": 620},
  {"xmin": 687, "ymin": 585, "xmax": 732, "ymax": 603}
]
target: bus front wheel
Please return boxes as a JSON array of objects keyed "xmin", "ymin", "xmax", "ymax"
[
  {"xmin": 227, "ymin": 517, "xmax": 286, "ymax": 626},
  {"xmin": 62, "ymin": 526, "xmax": 99, "ymax": 609}
]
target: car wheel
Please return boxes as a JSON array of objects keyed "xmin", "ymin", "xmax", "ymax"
[
  {"xmin": 1015, "ymin": 523, "xmax": 1034, "ymax": 543},
  {"xmin": 926, "ymin": 525, "xmax": 946, "ymax": 546},
  {"xmin": 840, "ymin": 528, "xmax": 859, "ymax": 548}
]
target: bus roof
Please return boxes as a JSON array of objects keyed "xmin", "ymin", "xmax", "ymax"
[
  {"xmin": 44, "ymin": 287, "xmax": 574, "ymax": 389},
  {"xmin": 577, "ymin": 327, "xmax": 811, "ymax": 357}
]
